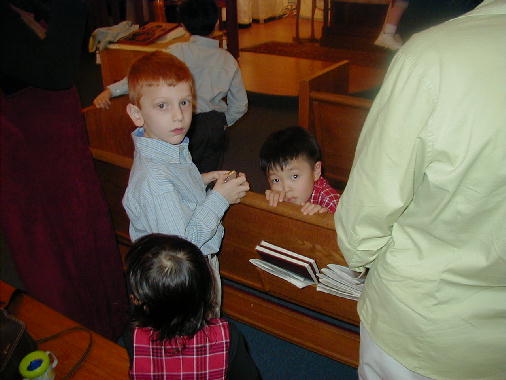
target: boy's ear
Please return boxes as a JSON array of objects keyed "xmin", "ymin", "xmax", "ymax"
[
  {"xmin": 313, "ymin": 161, "xmax": 322, "ymax": 181},
  {"xmin": 126, "ymin": 103, "xmax": 144, "ymax": 127}
]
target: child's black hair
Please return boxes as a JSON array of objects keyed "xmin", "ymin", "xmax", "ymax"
[
  {"xmin": 126, "ymin": 234, "xmax": 214, "ymax": 342},
  {"xmin": 259, "ymin": 126, "xmax": 322, "ymax": 173},
  {"xmin": 178, "ymin": 0, "xmax": 219, "ymax": 36}
]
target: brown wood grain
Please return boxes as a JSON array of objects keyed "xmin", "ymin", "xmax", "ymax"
[
  {"xmin": 223, "ymin": 284, "xmax": 359, "ymax": 367},
  {"xmin": 0, "ymin": 282, "xmax": 130, "ymax": 380}
]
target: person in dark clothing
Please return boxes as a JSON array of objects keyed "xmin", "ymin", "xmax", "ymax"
[
  {"xmin": 125, "ymin": 234, "xmax": 261, "ymax": 380},
  {"xmin": 0, "ymin": 0, "xmax": 128, "ymax": 340}
]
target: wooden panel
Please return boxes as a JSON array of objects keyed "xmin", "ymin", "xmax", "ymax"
[
  {"xmin": 0, "ymin": 282, "xmax": 129, "ymax": 379},
  {"xmin": 223, "ymin": 284, "xmax": 359, "ymax": 367},
  {"xmin": 221, "ymin": 192, "xmax": 359, "ymax": 325},
  {"xmin": 312, "ymin": 95, "xmax": 370, "ymax": 187},
  {"xmin": 298, "ymin": 60, "xmax": 349, "ymax": 128},
  {"xmin": 83, "ymin": 96, "xmax": 135, "ymax": 157}
]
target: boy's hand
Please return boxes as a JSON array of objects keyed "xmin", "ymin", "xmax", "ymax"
[
  {"xmin": 93, "ymin": 88, "xmax": 112, "ymax": 109},
  {"xmin": 214, "ymin": 172, "xmax": 249, "ymax": 204},
  {"xmin": 265, "ymin": 189, "xmax": 285, "ymax": 207},
  {"xmin": 300, "ymin": 202, "xmax": 329, "ymax": 216},
  {"xmin": 201, "ymin": 171, "xmax": 231, "ymax": 185}
]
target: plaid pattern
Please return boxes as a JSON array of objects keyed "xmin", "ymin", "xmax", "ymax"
[
  {"xmin": 310, "ymin": 177, "xmax": 341, "ymax": 213},
  {"xmin": 130, "ymin": 319, "xmax": 230, "ymax": 380}
]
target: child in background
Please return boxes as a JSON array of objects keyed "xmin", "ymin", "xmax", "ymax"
[
  {"xmin": 374, "ymin": 0, "xmax": 409, "ymax": 50},
  {"xmin": 122, "ymin": 51, "xmax": 249, "ymax": 315},
  {"xmin": 94, "ymin": 0, "xmax": 248, "ymax": 173},
  {"xmin": 260, "ymin": 126, "xmax": 341, "ymax": 215},
  {"xmin": 125, "ymin": 233, "xmax": 261, "ymax": 380}
]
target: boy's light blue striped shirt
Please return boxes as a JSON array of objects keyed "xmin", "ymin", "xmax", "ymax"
[{"xmin": 123, "ymin": 128, "xmax": 228, "ymax": 254}]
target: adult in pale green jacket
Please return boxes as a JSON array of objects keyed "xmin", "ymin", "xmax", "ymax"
[{"xmin": 335, "ymin": 1, "xmax": 506, "ymax": 379}]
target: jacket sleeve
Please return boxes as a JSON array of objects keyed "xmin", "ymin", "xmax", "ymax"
[
  {"xmin": 224, "ymin": 63, "xmax": 248, "ymax": 127},
  {"xmin": 334, "ymin": 50, "xmax": 436, "ymax": 272},
  {"xmin": 107, "ymin": 77, "xmax": 129, "ymax": 97}
]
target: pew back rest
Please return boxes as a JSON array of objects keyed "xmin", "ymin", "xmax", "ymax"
[
  {"xmin": 299, "ymin": 61, "xmax": 372, "ymax": 189},
  {"xmin": 221, "ymin": 191, "xmax": 359, "ymax": 326}
]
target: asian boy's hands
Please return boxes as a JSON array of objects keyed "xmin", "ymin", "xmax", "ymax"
[
  {"xmin": 213, "ymin": 172, "xmax": 249, "ymax": 204},
  {"xmin": 93, "ymin": 88, "xmax": 112, "ymax": 109},
  {"xmin": 201, "ymin": 171, "xmax": 231, "ymax": 185},
  {"xmin": 300, "ymin": 202, "xmax": 329, "ymax": 216},
  {"xmin": 265, "ymin": 189, "xmax": 285, "ymax": 207}
]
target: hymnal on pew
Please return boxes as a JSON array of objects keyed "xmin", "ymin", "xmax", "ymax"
[
  {"xmin": 316, "ymin": 264, "xmax": 365, "ymax": 301},
  {"xmin": 250, "ymin": 241, "xmax": 365, "ymax": 298},
  {"xmin": 250, "ymin": 241, "xmax": 319, "ymax": 288}
]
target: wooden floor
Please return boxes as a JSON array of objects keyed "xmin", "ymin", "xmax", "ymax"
[{"xmin": 236, "ymin": 15, "xmax": 387, "ymax": 96}]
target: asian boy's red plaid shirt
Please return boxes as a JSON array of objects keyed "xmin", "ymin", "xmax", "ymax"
[
  {"xmin": 130, "ymin": 319, "xmax": 230, "ymax": 380},
  {"xmin": 310, "ymin": 177, "xmax": 341, "ymax": 213}
]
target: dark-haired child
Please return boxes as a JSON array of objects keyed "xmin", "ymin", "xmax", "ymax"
[
  {"xmin": 260, "ymin": 126, "xmax": 341, "ymax": 215},
  {"xmin": 125, "ymin": 233, "xmax": 261, "ymax": 380},
  {"xmin": 94, "ymin": 0, "xmax": 248, "ymax": 173}
]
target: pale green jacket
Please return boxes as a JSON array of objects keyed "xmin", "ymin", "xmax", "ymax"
[{"xmin": 335, "ymin": 1, "xmax": 506, "ymax": 379}]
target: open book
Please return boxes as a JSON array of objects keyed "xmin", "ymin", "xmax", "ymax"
[
  {"xmin": 250, "ymin": 241, "xmax": 320, "ymax": 288},
  {"xmin": 316, "ymin": 264, "xmax": 365, "ymax": 301}
]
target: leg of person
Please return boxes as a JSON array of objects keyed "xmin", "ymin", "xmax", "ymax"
[
  {"xmin": 374, "ymin": 0, "xmax": 409, "ymax": 50},
  {"xmin": 188, "ymin": 111, "xmax": 227, "ymax": 173},
  {"xmin": 207, "ymin": 254, "xmax": 222, "ymax": 318},
  {"xmin": 358, "ymin": 323, "xmax": 434, "ymax": 380}
]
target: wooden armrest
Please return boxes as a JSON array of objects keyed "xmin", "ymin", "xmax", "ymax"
[{"xmin": 299, "ymin": 60, "xmax": 350, "ymax": 128}]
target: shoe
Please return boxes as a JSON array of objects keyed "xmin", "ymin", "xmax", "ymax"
[{"xmin": 374, "ymin": 32, "xmax": 403, "ymax": 50}]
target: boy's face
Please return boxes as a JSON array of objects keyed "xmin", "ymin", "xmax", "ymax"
[
  {"xmin": 127, "ymin": 81, "xmax": 193, "ymax": 145},
  {"xmin": 267, "ymin": 157, "xmax": 322, "ymax": 205}
]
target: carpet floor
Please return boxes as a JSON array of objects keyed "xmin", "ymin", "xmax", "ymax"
[{"xmin": 241, "ymin": 40, "xmax": 390, "ymax": 68}]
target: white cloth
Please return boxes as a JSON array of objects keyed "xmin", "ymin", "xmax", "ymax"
[
  {"xmin": 358, "ymin": 324, "xmax": 434, "ymax": 380},
  {"xmin": 88, "ymin": 21, "xmax": 139, "ymax": 52}
]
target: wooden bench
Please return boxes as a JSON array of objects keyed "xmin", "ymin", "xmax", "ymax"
[
  {"xmin": 83, "ymin": 100, "xmax": 360, "ymax": 367},
  {"xmin": 299, "ymin": 61, "xmax": 372, "ymax": 189},
  {"xmin": 0, "ymin": 281, "xmax": 130, "ymax": 379}
]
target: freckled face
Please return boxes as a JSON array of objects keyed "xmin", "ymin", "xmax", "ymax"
[
  {"xmin": 128, "ymin": 81, "xmax": 193, "ymax": 145},
  {"xmin": 267, "ymin": 157, "xmax": 321, "ymax": 205}
]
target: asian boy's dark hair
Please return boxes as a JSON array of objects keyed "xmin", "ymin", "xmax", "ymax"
[
  {"xmin": 126, "ymin": 234, "xmax": 214, "ymax": 342},
  {"xmin": 260, "ymin": 126, "xmax": 322, "ymax": 173},
  {"xmin": 178, "ymin": 0, "xmax": 219, "ymax": 36}
]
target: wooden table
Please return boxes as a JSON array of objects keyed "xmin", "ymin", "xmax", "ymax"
[
  {"xmin": 0, "ymin": 281, "xmax": 129, "ymax": 380},
  {"xmin": 99, "ymin": 25, "xmax": 225, "ymax": 87}
]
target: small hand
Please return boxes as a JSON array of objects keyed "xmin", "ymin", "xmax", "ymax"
[
  {"xmin": 93, "ymin": 88, "xmax": 112, "ymax": 109},
  {"xmin": 300, "ymin": 202, "xmax": 328, "ymax": 216},
  {"xmin": 201, "ymin": 170, "xmax": 230, "ymax": 185},
  {"xmin": 213, "ymin": 172, "xmax": 249, "ymax": 204},
  {"xmin": 265, "ymin": 189, "xmax": 285, "ymax": 207}
]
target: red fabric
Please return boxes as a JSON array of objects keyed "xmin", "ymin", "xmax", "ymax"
[
  {"xmin": 310, "ymin": 177, "xmax": 341, "ymax": 213},
  {"xmin": 130, "ymin": 319, "xmax": 230, "ymax": 380},
  {"xmin": 0, "ymin": 87, "xmax": 127, "ymax": 339}
]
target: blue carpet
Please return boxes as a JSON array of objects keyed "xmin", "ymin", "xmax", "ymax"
[{"xmin": 230, "ymin": 319, "xmax": 358, "ymax": 380}]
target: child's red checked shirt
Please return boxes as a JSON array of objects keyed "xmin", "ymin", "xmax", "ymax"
[
  {"xmin": 310, "ymin": 177, "xmax": 341, "ymax": 213},
  {"xmin": 130, "ymin": 319, "xmax": 229, "ymax": 380}
]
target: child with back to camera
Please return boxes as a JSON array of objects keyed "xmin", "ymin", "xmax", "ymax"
[
  {"xmin": 94, "ymin": 0, "xmax": 248, "ymax": 173},
  {"xmin": 125, "ymin": 233, "xmax": 261, "ymax": 380},
  {"xmin": 122, "ymin": 50, "xmax": 249, "ymax": 315},
  {"xmin": 260, "ymin": 126, "xmax": 341, "ymax": 215}
]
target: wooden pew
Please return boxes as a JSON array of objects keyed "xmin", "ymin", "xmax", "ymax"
[
  {"xmin": 0, "ymin": 281, "xmax": 130, "ymax": 379},
  {"xmin": 82, "ymin": 101, "xmax": 360, "ymax": 367},
  {"xmin": 299, "ymin": 61, "xmax": 372, "ymax": 189}
]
